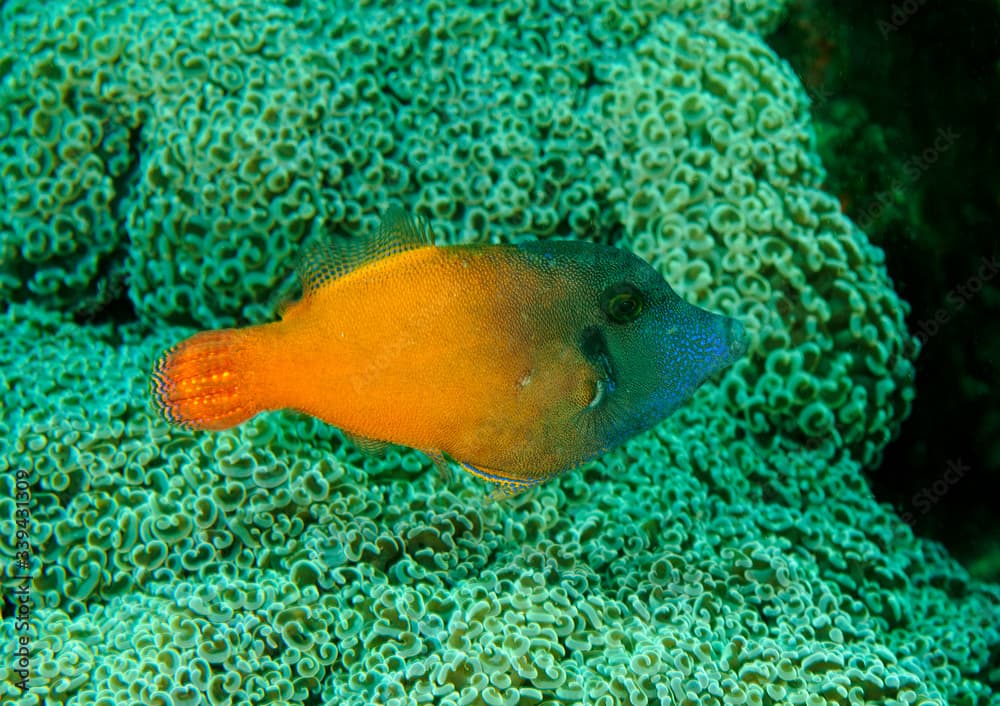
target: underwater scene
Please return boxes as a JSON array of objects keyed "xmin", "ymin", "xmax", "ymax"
[{"xmin": 2, "ymin": 0, "xmax": 998, "ymax": 704}]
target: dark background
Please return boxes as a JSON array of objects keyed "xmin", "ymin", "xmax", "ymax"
[{"xmin": 770, "ymin": 0, "xmax": 1000, "ymax": 580}]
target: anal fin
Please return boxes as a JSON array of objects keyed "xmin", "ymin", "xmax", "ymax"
[{"xmin": 457, "ymin": 461, "xmax": 539, "ymax": 501}]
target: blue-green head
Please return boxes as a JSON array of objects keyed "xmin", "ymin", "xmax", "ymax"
[{"xmin": 519, "ymin": 239, "xmax": 749, "ymax": 455}]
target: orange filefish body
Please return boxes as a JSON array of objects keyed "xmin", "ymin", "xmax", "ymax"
[{"xmin": 152, "ymin": 206, "xmax": 748, "ymax": 498}]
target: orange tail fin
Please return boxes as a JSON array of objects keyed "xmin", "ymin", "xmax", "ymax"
[{"xmin": 151, "ymin": 329, "xmax": 266, "ymax": 431}]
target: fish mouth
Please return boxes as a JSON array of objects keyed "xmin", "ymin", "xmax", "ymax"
[
  {"xmin": 580, "ymin": 327, "xmax": 617, "ymax": 408},
  {"xmin": 706, "ymin": 314, "xmax": 749, "ymax": 378},
  {"xmin": 697, "ymin": 312, "xmax": 750, "ymax": 381},
  {"xmin": 727, "ymin": 317, "xmax": 750, "ymax": 359}
]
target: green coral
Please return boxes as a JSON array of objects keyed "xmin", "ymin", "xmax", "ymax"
[
  {"xmin": 2, "ymin": 0, "xmax": 913, "ymax": 464},
  {"xmin": 1, "ymin": 0, "xmax": 791, "ymax": 327},
  {"xmin": 1, "ymin": 302, "xmax": 998, "ymax": 705},
  {"xmin": 0, "ymin": 0, "xmax": 137, "ymax": 317},
  {"xmin": 0, "ymin": 0, "xmax": 996, "ymax": 705}
]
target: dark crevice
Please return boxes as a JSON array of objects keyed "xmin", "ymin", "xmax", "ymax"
[
  {"xmin": 769, "ymin": 0, "xmax": 1000, "ymax": 581},
  {"xmin": 74, "ymin": 120, "xmax": 145, "ymax": 328}
]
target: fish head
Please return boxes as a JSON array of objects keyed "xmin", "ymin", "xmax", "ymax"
[{"xmin": 520, "ymin": 240, "xmax": 750, "ymax": 451}]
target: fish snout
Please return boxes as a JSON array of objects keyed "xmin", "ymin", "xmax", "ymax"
[{"xmin": 702, "ymin": 313, "xmax": 749, "ymax": 377}]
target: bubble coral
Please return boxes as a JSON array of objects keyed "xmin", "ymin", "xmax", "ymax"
[{"xmin": 1, "ymin": 0, "xmax": 995, "ymax": 705}]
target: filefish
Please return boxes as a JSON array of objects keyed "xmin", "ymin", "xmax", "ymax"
[{"xmin": 151, "ymin": 205, "xmax": 748, "ymax": 498}]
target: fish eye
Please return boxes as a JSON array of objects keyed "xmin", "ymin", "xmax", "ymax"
[{"xmin": 600, "ymin": 282, "xmax": 644, "ymax": 324}]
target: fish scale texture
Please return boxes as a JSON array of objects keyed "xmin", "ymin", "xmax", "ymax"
[{"xmin": 1, "ymin": 0, "xmax": 997, "ymax": 705}]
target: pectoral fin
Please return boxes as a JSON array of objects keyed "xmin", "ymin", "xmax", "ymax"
[{"xmin": 425, "ymin": 449, "xmax": 454, "ymax": 484}]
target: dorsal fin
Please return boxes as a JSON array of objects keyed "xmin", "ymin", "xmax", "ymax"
[{"xmin": 297, "ymin": 204, "xmax": 435, "ymax": 296}]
